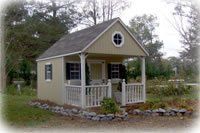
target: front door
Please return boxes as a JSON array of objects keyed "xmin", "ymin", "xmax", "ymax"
[{"xmin": 88, "ymin": 61, "xmax": 105, "ymax": 85}]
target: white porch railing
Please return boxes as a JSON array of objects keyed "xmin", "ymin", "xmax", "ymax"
[
  {"xmin": 65, "ymin": 85, "xmax": 82, "ymax": 106},
  {"xmin": 122, "ymin": 79, "xmax": 145, "ymax": 106},
  {"xmin": 65, "ymin": 80, "xmax": 112, "ymax": 108},
  {"xmin": 85, "ymin": 83, "xmax": 111, "ymax": 107}
]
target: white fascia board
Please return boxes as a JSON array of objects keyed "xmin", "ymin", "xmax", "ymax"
[{"xmin": 36, "ymin": 51, "xmax": 82, "ymax": 62}]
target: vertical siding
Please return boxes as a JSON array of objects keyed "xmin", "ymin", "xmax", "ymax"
[
  {"xmin": 86, "ymin": 21, "xmax": 146, "ymax": 56},
  {"xmin": 37, "ymin": 57, "xmax": 64, "ymax": 105}
]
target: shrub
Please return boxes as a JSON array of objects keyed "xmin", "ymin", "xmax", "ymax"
[
  {"xmin": 5, "ymin": 85, "xmax": 36, "ymax": 96},
  {"xmin": 148, "ymin": 80, "xmax": 193, "ymax": 97},
  {"xmin": 100, "ymin": 98, "xmax": 119, "ymax": 114},
  {"xmin": 161, "ymin": 83, "xmax": 192, "ymax": 96}
]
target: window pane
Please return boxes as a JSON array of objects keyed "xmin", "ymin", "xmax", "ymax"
[
  {"xmin": 70, "ymin": 63, "xmax": 80, "ymax": 79},
  {"xmin": 113, "ymin": 33, "xmax": 123, "ymax": 45},
  {"xmin": 45, "ymin": 64, "xmax": 52, "ymax": 80},
  {"xmin": 111, "ymin": 64, "xmax": 119, "ymax": 79}
]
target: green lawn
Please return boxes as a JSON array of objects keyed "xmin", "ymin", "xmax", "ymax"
[
  {"xmin": 1, "ymin": 84, "xmax": 199, "ymax": 127},
  {"xmin": 2, "ymin": 93, "xmax": 54, "ymax": 127}
]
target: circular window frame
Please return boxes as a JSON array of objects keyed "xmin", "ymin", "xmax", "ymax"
[{"xmin": 112, "ymin": 31, "xmax": 124, "ymax": 47}]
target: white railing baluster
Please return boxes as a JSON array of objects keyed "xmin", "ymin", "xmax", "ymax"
[
  {"xmin": 65, "ymin": 83, "xmax": 111, "ymax": 108},
  {"xmin": 124, "ymin": 82, "xmax": 145, "ymax": 105}
]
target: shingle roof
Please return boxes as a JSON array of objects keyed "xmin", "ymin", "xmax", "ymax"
[{"xmin": 37, "ymin": 18, "xmax": 118, "ymax": 60}]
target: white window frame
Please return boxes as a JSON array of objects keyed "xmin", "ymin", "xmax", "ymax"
[
  {"xmin": 112, "ymin": 31, "xmax": 124, "ymax": 47},
  {"xmin": 110, "ymin": 62, "xmax": 120, "ymax": 80},
  {"xmin": 45, "ymin": 62, "xmax": 52, "ymax": 82}
]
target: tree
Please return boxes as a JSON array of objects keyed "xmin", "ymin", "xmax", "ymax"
[
  {"xmin": 19, "ymin": 59, "xmax": 31, "ymax": 85},
  {"xmin": 168, "ymin": 0, "xmax": 200, "ymax": 80},
  {"xmin": 128, "ymin": 14, "xmax": 171, "ymax": 79},
  {"xmin": 4, "ymin": 0, "xmax": 81, "ymax": 84},
  {"xmin": 81, "ymin": 0, "xmax": 129, "ymax": 26}
]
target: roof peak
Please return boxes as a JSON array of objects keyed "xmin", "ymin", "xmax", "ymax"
[{"xmin": 70, "ymin": 17, "xmax": 119, "ymax": 34}]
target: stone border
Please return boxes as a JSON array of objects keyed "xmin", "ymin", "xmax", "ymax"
[
  {"xmin": 28, "ymin": 101, "xmax": 128, "ymax": 121},
  {"xmin": 128, "ymin": 108, "xmax": 193, "ymax": 116}
]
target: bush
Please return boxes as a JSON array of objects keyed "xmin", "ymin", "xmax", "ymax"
[
  {"xmin": 147, "ymin": 80, "xmax": 193, "ymax": 97},
  {"xmin": 100, "ymin": 98, "xmax": 119, "ymax": 114},
  {"xmin": 160, "ymin": 83, "xmax": 192, "ymax": 96}
]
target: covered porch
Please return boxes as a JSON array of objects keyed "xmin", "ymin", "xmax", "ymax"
[{"xmin": 62, "ymin": 53, "xmax": 146, "ymax": 108}]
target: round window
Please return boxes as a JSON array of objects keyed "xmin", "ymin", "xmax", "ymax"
[{"xmin": 112, "ymin": 31, "xmax": 124, "ymax": 47}]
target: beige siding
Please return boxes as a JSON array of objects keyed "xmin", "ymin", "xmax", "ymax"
[
  {"xmin": 86, "ymin": 21, "xmax": 146, "ymax": 56},
  {"xmin": 37, "ymin": 57, "xmax": 64, "ymax": 105}
]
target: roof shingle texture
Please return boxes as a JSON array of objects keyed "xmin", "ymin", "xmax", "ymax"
[{"xmin": 37, "ymin": 18, "xmax": 118, "ymax": 60}]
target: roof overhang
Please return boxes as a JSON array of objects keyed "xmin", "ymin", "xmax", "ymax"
[{"xmin": 36, "ymin": 51, "xmax": 81, "ymax": 62}]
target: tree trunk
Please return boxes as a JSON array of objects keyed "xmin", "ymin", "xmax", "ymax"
[{"xmin": 0, "ymin": 26, "xmax": 6, "ymax": 92}]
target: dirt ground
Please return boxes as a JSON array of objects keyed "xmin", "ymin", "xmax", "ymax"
[{"xmin": 20, "ymin": 114, "xmax": 199, "ymax": 132}]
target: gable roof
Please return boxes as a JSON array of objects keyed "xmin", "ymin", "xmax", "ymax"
[{"xmin": 37, "ymin": 18, "xmax": 148, "ymax": 61}]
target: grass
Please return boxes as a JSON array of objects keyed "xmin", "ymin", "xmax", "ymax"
[
  {"xmin": 2, "ymin": 86, "xmax": 55, "ymax": 127},
  {"xmin": 1, "ymin": 82, "xmax": 199, "ymax": 127}
]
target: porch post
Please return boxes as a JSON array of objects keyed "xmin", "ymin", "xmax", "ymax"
[
  {"xmin": 107, "ymin": 79, "xmax": 112, "ymax": 98},
  {"xmin": 141, "ymin": 57, "xmax": 146, "ymax": 102},
  {"xmin": 80, "ymin": 53, "xmax": 86, "ymax": 108},
  {"xmin": 122, "ymin": 79, "xmax": 126, "ymax": 106}
]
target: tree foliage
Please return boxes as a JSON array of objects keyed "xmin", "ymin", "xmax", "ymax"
[
  {"xmin": 128, "ymin": 14, "xmax": 172, "ymax": 79},
  {"xmin": 81, "ymin": 0, "xmax": 129, "ymax": 26},
  {"xmin": 4, "ymin": 0, "xmax": 81, "ymax": 83},
  {"xmin": 171, "ymin": 0, "xmax": 200, "ymax": 80}
]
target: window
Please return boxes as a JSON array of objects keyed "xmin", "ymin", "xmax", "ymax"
[
  {"xmin": 111, "ymin": 64, "xmax": 120, "ymax": 79},
  {"xmin": 45, "ymin": 64, "xmax": 52, "ymax": 81},
  {"xmin": 69, "ymin": 63, "xmax": 80, "ymax": 80},
  {"xmin": 112, "ymin": 31, "xmax": 124, "ymax": 47}
]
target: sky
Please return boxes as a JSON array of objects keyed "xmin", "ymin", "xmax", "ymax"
[{"xmin": 119, "ymin": 0, "xmax": 183, "ymax": 58}]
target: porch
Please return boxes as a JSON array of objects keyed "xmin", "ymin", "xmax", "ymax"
[{"xmin": 62, "ymin": 53, "xmax": 146, "ymax": 108}]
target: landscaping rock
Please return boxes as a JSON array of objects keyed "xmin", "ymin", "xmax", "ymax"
[
  {"xmin": 72, "ymin": 108, "xmax": 78, "ymax": 114},
  {"xmin": 82, "ymin": 111, "xmax": 89, "ymax": 116},
  {"xmin": 97, "ymin": 114, "xmax": 106, "ymax": 118},
  {"xmin": 92, "ymin": 116, "xmax": 100, "ymax": 121},
  {"xmin": 158, "ymin": 108, "xmax": 166, "ymax": 113},
  {"xmin": 171, "ymin": 108, "xmax": 179, "ymax": 113},
  {"xmin": 179, "ymin": 109, "xmax": 187, "ymax": 114},
  {"xmin": 88, "ymin": 112, "xmax": 97, "ymax": 117},
  {"xmin": 107, "ymin": 114, "xmax": 114, "ymax": 118},
  {"xmin": 152, "ymin": 109, "xmax": 159, "ymax": 113},
  {"xmin": 145, "ymin": 110, "xmax": 152, "ymax": 113},
  {"xmin": 55, "ymin": 106, "xmax": 60, "ymax": 111},
  {"xmin": 100, "ymin": 117, "xmax": 109, "ymax": 121},
  {"xmin": 169, "ymin": 111, "xmax": 176, "ymax": 116},
  {"xmin": 133, "ymin": 109, "xmax": 141, "ymax": 115},
  {"xmin": 164, "ymin": 112, "xmax": 170, "ymax": 116},
  {"xmin": 86, "ymin": 116, "xmax": 92, "ymax": 119}
]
